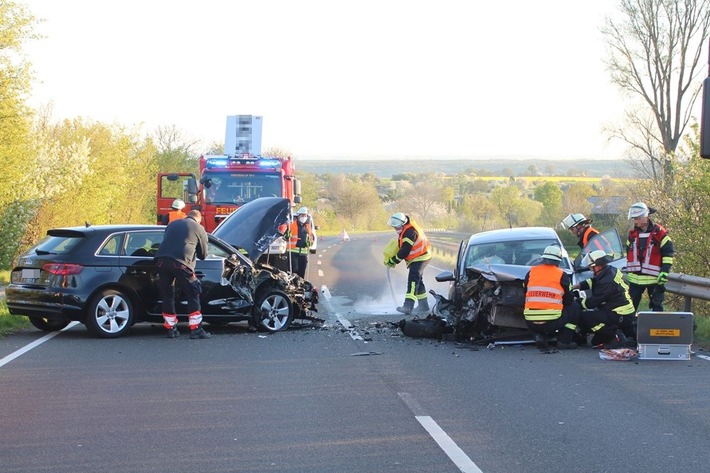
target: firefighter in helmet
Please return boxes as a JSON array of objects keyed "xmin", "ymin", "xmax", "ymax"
[
  {"xmin": 286, "ymin": 206, "xmax": 315, "ymax": 278},
  {"xmin": 625, "ymin": 202, "xmax": 674, "ymax": 312},
  {"xmin": 574, "ymin": 250, "xmax": 636, "ymax": 347},
  {"xmin": 384, "ymin": 212, "xmax": 432, "ymax": 315},
  {"xmin": 561, "ymin": 213, "xmax": 600, "ymax": 248},
  {"xmin": 523, "ymin": 245, "xmax": 580, "ymax": 350},
  {"xmin": 163, "ymin": 199, "xmax": 187, "ymax": 224}
]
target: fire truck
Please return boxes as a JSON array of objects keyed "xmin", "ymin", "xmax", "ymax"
[
  {"xmin": 157, "ymin": 154, "xmax": 302, "ymax": 232},
  {"xmin": 157, "ymin": 115, "xmax": 302, "ymax": 232}
]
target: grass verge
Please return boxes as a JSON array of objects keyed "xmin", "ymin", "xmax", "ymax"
[{"xmin": 0, "ymin": 300, "xmax": 29, "ymax": 337}]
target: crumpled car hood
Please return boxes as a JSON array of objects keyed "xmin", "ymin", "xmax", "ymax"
[
  {"xmin": 212, "ymin": 197, "xmax": 291, "ymax": 262},
  {"xmin": 465, "ymin": 263, "xmax": 530, "ymax": 282}
]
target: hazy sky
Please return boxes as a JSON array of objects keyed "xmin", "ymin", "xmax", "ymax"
[{"xmin": 24, "ymin": 0, "xmax": 644, "ymax": 160}]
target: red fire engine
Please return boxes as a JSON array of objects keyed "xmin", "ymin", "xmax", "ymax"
[{"xmin": 157, "ymin": 153, "xmax": 302, "ymax": 232}]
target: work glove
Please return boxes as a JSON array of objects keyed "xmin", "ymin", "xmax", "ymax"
[
  {"xmin": 657, "ymin": 271, "xmax": 669, "ymax": 285},
  {"xmin": 384, "ymin": 257, "xmax": 397, "ymax": 268}
]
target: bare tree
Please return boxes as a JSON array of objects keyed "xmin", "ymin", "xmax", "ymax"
[{"xmin": 602, "ymin": 0, "xmax": 710, "ymax": 187}]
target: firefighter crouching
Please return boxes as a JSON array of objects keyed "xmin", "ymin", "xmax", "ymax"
[
  {"xmin": 384, "ymin": 212, "xmax": 432, "ymax": 315},
  {"xmin": 573, "ymin": 250, "xmax": 636, "ymax": 347},
  {"xmin": 523, "ymin": 245, "xmax": 580, "ymax": 350}
]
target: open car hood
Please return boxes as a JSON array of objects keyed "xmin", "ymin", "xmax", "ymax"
[
  {"xmin": 466, "ymin": 263, "xmax": 531, "ymax": 282},
  {"xmin": 212, "ymin": 197, "xmax": 291, "ymax": 262}
]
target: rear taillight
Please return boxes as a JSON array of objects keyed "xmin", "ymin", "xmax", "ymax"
[{"xmin": 42, "ymin": 263, "xmax": 84, "ymax": 275}]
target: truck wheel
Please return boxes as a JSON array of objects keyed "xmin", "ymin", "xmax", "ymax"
[
  {"xmin": 85, "ymin": 289, "xmax": 134, "ymax": 338},
  {"xmin": 29, "ymin": 317, "xmax": 70, "ymax": 332},
  {"xmin": 254, "ymin": 289, "xmax": 293, "ymax": 332}
]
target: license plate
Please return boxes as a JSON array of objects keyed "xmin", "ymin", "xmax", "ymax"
[{"xmin": 21, "ymin": 269, "xmax": 40, "ymax": 281}]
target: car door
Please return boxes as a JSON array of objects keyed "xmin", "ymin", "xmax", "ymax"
[
  {"xmin": 572, "ymin": 228, "xmax": 626, "ymax": 284},
  {"xmin": 118, "ymin": 230, "xmax": 165, "ymax": 316}
]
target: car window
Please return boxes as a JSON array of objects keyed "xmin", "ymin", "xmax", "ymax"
[
  {"xmin": 33, "ymin": 234, "xmax": 84, "ymax": 255},
  {"xmin": 124, "ymin": 231, "xmax": 164, "ymax": 257},
  {"xmin": 466, "ymin": 239, "xmax": 565, "ymax": 267},
  {"xmin": 206, "ymin": 240, "xmax": 231, "ymax": 259},
  {"xmin": 98, "ymin": 234, "xmax": 123, "ymax": 256}
]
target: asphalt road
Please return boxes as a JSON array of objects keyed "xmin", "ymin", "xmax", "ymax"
[{"xmin": 1, "ymin": 233, "xmax": 710, "ymax": 472}]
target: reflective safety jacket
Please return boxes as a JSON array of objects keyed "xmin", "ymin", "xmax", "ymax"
[
  {"xmin": 167, "ymin": 209, "xmax": 187, "ymax": 223},
  {"xmin": 578, "ymin": 265, "xmax": 635, "ymax": 315},
  {"xmin": 394, "ymin": 219, "xmax": 431, "ymax": 266},
  {"xmin": 523, "ymin": 264, "xmax": 571, "ymax": 321},
  {"xmin": 626, "ymin": 220, "xmax": 674, "ymax": 285},
  {"xmin": 287, "ymin": 220, "xmax": 314, "ymax": 255},
  {"xmin": 577, "ymin": 226, "xmax": 600, "ymax": 248}
]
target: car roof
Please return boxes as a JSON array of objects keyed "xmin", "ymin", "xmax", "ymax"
[
  {"xmin": 47, "ymin": 224, "xmax": 165, "ymax": 236},
  {"xmin": 466, "ymin": 227, "xmax": 560, "ymax": 245}
]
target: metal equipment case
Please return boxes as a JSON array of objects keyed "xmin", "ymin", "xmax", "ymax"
[{"xmin": 636, "ymin": 311, "xmax": 693, "ymax": 360}]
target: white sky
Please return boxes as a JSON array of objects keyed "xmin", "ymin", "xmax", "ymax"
[{"xmin": 24, "ymin": 0, "xmax": 642, "ymax": 160}]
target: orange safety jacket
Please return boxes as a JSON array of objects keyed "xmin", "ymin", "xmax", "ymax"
[
  {"xmin": 287, "ymin": 220, "xmax": 313, "ymax": 255},
  {"xmin": 167, "ymin": 210, "xmax": 187, "ymax": 223},
  {"xmin": 523, "ymin": 265, "xmax": 565, "ymax": 322},
  {"xmin": 398, "ymin": 220, "xmax": 431, "ymax": 262}
]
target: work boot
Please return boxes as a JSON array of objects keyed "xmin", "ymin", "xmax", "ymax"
[
  {"xmin": 166, "ymin": 326, "xmax": 180, "ymax": 338},
  {"xmin": 189, "ymin": 326, "xmax": 212, "ymax": 339},
  {"xmin": 415, "ymin": 298, "xmax": 430, "ymax": 314},
  {"xmin": 396, "ymin": 299, "xmax": 415, "ymax": 315},
  {"xmin": 534, "ymin": 333, "xmax": 549, "ymax": 349}
]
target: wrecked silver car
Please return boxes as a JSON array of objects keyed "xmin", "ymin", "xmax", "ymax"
[{"xmin": 430, "ymin": 227, "xmax": 625, "ymax": 343}]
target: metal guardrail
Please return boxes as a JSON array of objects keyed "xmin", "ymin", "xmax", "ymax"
[{"xmin": 666, "ymin": 273, "xmax": 710, "ymax": 311}]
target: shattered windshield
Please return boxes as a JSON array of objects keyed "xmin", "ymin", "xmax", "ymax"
[{"xmin": 203, "ymin": 172, "xmax": 282, "ymax": 204}]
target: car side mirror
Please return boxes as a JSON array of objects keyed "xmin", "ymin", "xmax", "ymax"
[{"xmin": 435, "ymin": 271, "xmax": 455, "ymax": 283}]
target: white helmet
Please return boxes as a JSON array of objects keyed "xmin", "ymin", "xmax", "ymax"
[
  {"xmin": 628, "ymin": 202, "xmax": 649, "ymax": 219},
  {"xmin": 542, "ymin": 245, "xmax": 563, "ymax": 262},
  {"xmin": 296, "ymin": 206, "xmax": 309, "ymax": 215},
  {"xmin": 387, "ymin": 212, "xmax": 407, "ymax": 228},
  {"xmin": 584, "ymin": 249, "xmax": 610, "ymax": 267},
  {"xmin": 171, "ymin": 199, "xmax": 186, "ymax": 210},
  {"xmin": 561, "ymin": 213, "xmax": 591, "ymax": 229}
]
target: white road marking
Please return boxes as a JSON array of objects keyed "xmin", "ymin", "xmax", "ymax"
[
  {"xmin": 695, "ymin": 354, "xmax": 710, "ymax": 361},
  {"xmin": 398, "ymin": 393, "xmax": 483, "ymax": 473},
  {"xmin": 0, "ymin": 321, "xmax": 79, "ymax": 368},
  {"xmin": 318, "ymin": 269, "xmax": 324, "ymax": 277}
]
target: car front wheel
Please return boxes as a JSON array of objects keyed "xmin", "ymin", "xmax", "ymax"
[
  {"xmin": 28, "ymin": 317, "xmax": 70, "ymax": 332},
  {"xmin": 254, "ymin": 289, "xmax": 293, "ymax": 332},
  {"xmin": 85, "ymin": 289, "xmax": 134, "ymax": 338}
]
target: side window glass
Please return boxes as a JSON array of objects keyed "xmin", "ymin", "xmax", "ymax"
[
  {"xmin": 206, "ymin": 241, "xmax": 230, "ymax": 259},
  {"xmin": 98, "ymin": 235, "xmax": 122, "ymax": 256},
  {"xmin": 125, "ymin": 232, "xmax": 164, "ymax": 256}
]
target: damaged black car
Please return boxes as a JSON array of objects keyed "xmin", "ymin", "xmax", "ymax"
[{"xmin": 6, "ymin": 197, "xmax": 319, "ymax": 338}]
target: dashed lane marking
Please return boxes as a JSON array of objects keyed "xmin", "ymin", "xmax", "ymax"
[{"xmin": 399, "ymin": 393, "xmax": 483, "ymax": 473}]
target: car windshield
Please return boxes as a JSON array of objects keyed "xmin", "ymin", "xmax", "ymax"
[
  {"xmin": 465, "ymin": 238, "xmax": 570, "ymax": 269},
  {"xmin": 203, "ymin": 172, "xmax": 282, "ymax": 204}
]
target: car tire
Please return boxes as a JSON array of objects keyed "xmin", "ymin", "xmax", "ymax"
[
  {"xmin": 254, "ymin": 288, "xmax": 293, "ymax": 332},
  {"xmin": 28, "ymin": 317, "xmax": 70, "ymax": 332},
  {"xmin": 85, "ymin": 289, "xmax": 134, "ymax": 338}
]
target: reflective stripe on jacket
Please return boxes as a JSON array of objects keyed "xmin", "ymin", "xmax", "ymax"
[
  {"xmin": 626, "ymin": 221, "xmax": 673, "ymax": 282},
  {"xmin": 398, "ymin": 220, "xmax": 431, "ymax": 262},
  {"xmin": 287, "ymin": 220, "xmax": 313, "ymax": 255},
  {"xmin": 523, "ymin": 264, "xmax": 565, "ymax": 321}
]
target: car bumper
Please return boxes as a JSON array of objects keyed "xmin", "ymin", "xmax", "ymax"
[{"xmin": 5, "ymin": 286, "xmax": 85, "ymax": 321}]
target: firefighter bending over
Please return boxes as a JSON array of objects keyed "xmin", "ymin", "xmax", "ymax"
[
  {"xmin": 384, "ymin": 212, "xmax": 432, "ymax": 315},
  {"xmin": 523, "ymin": 245, "xmax": 580, "ymax": 350}
]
